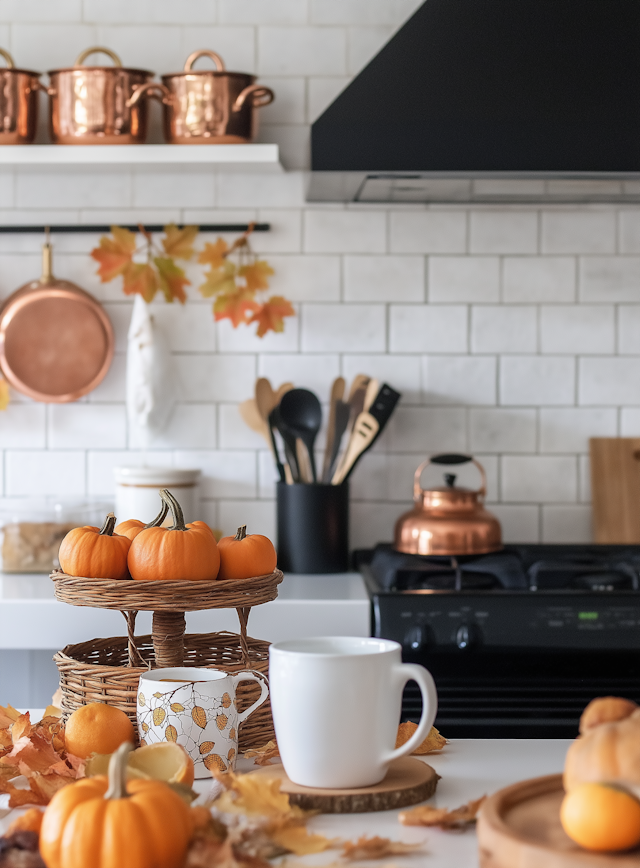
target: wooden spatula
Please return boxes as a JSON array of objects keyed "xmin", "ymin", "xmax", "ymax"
[
  {"xmin": 332, "ymin": 412, "xmax": 380, "ymax": 485},
  {"xmin": 322, "ymin": 376, "xmax": 346, "ymax": 482}
]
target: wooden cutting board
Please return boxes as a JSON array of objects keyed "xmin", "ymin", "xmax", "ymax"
[
  {"xmin": 247, "ymin": 756, "xmax": 439, "ymax": 813},
  {"xmin": 590, "ymin": 438, "xmax": 640, "ymax": 543},
  {"xmin": 477, "ymin": 774, "xmax": 640, "ymax": 867}
]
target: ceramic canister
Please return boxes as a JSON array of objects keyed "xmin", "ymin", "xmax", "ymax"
[{"xmin": 114, "ymin": 466, "xmax": 200, "ymax": 524}]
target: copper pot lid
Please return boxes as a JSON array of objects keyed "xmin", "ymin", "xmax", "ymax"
[
  {"xmin": 163, "ymin": 48, "xmax": 253, "ymax": 79},
  {"xmin": 0, "ymin": 242, "xmax": 114, "ymax": 403},
  {"xmin": 47, "ymin": 46, "xmax": 151, "ymax": 77}
]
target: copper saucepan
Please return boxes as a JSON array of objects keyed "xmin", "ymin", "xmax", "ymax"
[
  {"xmin": 44, "ymin": 47, "xmax": 153, "ymax": 144},
  {"xmin": 0, "ymin": 242, "xmax": 114, "ymax": 403},
  {"xmin": 394, "ymin": 454, "xmax": 503, "ymax": 557},
  {"xmin": 0, "ymin": 48, "xmax": 41, "ymax": 144},
  {"xmin": 129, "ymin": 49, "xmax": 275, "ymax": 144}
]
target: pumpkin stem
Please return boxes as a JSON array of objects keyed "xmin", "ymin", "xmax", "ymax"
[
  {"xmin": 100, "ymin": 513, "xmax": 117, "ymax": 536},
  {"xmin": 105, "ymin": 741, "xmax": 134, "ymax": 800},
  {"xmin": 160, "ymin": 489, "xmax": 187, "ymax": 532},
  {"xmin": 145, "ymin": 500, "xmax": 169, "ymax": 529},
  {"xmin": 235, "ymin": 526, "xmax": 247, "ymax": 541}
]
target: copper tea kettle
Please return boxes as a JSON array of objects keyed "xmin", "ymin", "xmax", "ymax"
[{"xmin": 394, "ymin": 454, "xmax": 502, "ymax": 556}]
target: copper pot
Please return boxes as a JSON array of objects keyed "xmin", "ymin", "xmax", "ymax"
[
  {"xmin": 129, "ymin": 49, "xmax": 274, "ymax": 144},
  {"xmin": 45, "ymin": 47, "xmax": 153, "ymax": 144},
  {"xmin": 394, "ymin": 454, "xmax": 502, "ymax": 557},
  {"xmin": 0, "ymin": 48, "xmax": 40, "ymax": 144}
]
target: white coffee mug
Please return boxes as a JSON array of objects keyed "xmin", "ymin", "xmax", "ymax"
[
  {"xmin": 269, "ymin": 636, "xmax": 437, "ymax": 789},
  {"xmin": 137, "ymin": 667, "xmax": 268, "ymax": 779}
]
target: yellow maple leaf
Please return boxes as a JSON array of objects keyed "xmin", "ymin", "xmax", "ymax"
[
  {"xmin": 122, "ymin": 262, "xmax": 158, "ymax": 303},
  {"xmin": 214, "ymin": 287, "xmax": 260, "ymax": 328},
  {"xmin": 0, "ymin": 376, "xmax": 9, "ymax": 410},
  {"xmin": 198, "ymin": 238, "xmax": 229, "ymax": 269},
  {"xmin": 395, "ymin": 721, "xmax": 447, "ymax": 754},
  {"xmin": 213, "ymin": 770, "xmax": 305, "ymax": 819},
  {"xmin": 247, "ymin": 296, "xmax": 295, "ymax": 338},
  {"xmin": 154, "ymin": 256, "xmax": 190, "ymax": 304},
  {"xmin": 162, "ymin": 224, "xmax": 198, "ymax": 260},
  {"xmin": 90, "ymin": 226, "xmax": 136, "ymax": 282},
  {"xmin": 199, "ymin": 260, "xmax": 237, "ymax": 298},
  {"xmin": 239, "ymin": 260, "xmax": 274, "ymax": 293}
]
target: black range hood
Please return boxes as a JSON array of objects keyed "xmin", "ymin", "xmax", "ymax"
[{"xmin": 309, "ymin": 0, "xmax": 640, "ymax": 203}]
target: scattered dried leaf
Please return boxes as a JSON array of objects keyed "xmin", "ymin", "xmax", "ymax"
[
  {"xmin": 341, "ymin": 835, "xmax": 422, "ymax": 860},
  {"xmin": 244, "ymin": 740, "xmax": 280, "ymax": 766},
  {"xmin": 0, "ymin": 705, "xmax": 21, "ymax": 729},
  {"xmin": 399, "ymin": 795, "xmax": 486, "ymax": 829},
  {"xmin": 395, "ymin": 722, "xmax": 447, "ymax": 755},
  {"xmin": 268, "ymin": 821, "xmax": 334, "ymax": 856},
  {"xmin": 247, "ymin": 296, "xmax": 295, "ymax": 338}
]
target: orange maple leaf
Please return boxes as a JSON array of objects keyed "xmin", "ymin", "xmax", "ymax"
[
  {"xmin": 90, "ymin": 226, "xmax": 136, "ymax": 282},
  {"xmin": 198, "ymin": 238, "xmax": 229, "ymax": 269},
  {"xmin": 162, "ymin": 224, "xmax": 198, "ymax": 260},
  {"xmin": 154, "ymin": 257, "xmax": 189, "ymax": 304},
  {"xmin": 122, "ymin": 262, "xmax": 158, "ymax": 302},
  {"xmin": 248, "ymin": 296, "xmax": 295, "ymax": 338},
  {"xmin": 199, "ymin": 260, "xmax": 237, "ymax": 298},
  {"xmin": 239, "ymin": 260, "xmax": 274, "ymax": 293},
  {"xmin": 214, "ymin": 287, "xmax": 260, "ymax": 328}
]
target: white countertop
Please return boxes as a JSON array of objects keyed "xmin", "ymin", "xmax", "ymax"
[
  {"xmin": 0, "ymin": 736, "xmax": 572, "ymax": 867},
  {"xmin": 0, "ymin": 572, "xmax": 370, "ymax": 649}
]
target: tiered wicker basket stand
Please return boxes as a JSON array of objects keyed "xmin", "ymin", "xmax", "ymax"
[{"xmin": 50, "ymin": 569, "xmax": 283, "ymax": 751}]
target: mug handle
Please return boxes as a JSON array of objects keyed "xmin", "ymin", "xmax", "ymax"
[
  {"xmin": 231, "ymin": 670, "xmax": 270, "ymax": 724},
  {"xmin": 382, "ymin": 663, "xmax": 438, "ymax": 764}
]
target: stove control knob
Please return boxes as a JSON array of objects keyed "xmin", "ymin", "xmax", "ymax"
[
  {"xmin": 455, "ymin": 623, "xmax": 480, "ymax": 650},
  {"xmin": 403, "ymin": 625, "xmax": 430, "ymax": 654}
]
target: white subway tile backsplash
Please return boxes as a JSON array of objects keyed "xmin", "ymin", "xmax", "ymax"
[
  {"xmin": 389, "ymin": 305, "xmax": 467, "ymax": 353},
  {"xmin": 301, "ymin": 303, "xmax": 385, "ymax": 352},
  {"xmin": 311, "ymin": 0, "xmax": 422, "ymax": 25},
  {"xmin": 386, "ymin": 406, "xmax": 466, "ymax": 453},
  {"xmin": 132, "ymin": 173, "xmax": 215, "ymax": 209},
  {"xmin": 307, "ymin": 77, "xmax": 350, "ymax": 122},
  {"xmin": 0, "ymin": 405, "xmax": 45, "ymax": 449},
  {"xmin": 267, "ymin": 255, "xmax": 340, "ymax": 302},
  {"xmin": 540, "ymin": 408, "xmax": 617, "ymax": 453},
  {"xmin": 6, "ymin": 451, "xmax": 85, "ymax": 496},
  {"xmin": 619, "ymin": 211, "xmax": 640, "ymax": 254},
  {"xmin": 579, "ymin": 455, "xmax": 591, "ymax": 503},
  {"xmin": 579, "ymin": 357, "xmax": 640, "ymax": 405},
  {"xmin": 344, "ymin": 255, "xmax": 424, "ymax": 302},
  {"xmin": 500, "ymin": 356, "xmax": 575, "ymax": 406},
  {"xmin": 471, "ymin": 305, "xmax": 537, "ymax": 353},
  {"xmin": 580, "ymin": 257, "xmax": 640, "ymax": 302},
  {"xmin": 502, "ymin": 456, "xmax": 577, "ymax": 503},
  {"xmin": 254, "ymin": 211, "xmax": 303, "ymax": 254},
  {"xmin": 423, "ymin": 355, "xmax": 496, "ymax": 406},
  {"xmin": 218, "ymin": 499, "xmax": 275, "ymax": 540},
  {"xmin": 258, "ymin": 353, "xmax": 340, "ymax": 399},
  {"xmin": 469, "ymin": 211, "xmax": 537, "ymax": 254},
  {"xmin": 95, "ymin": 25, "xmax": 184, "ymax": 71},
  {"xmin": 84, "ymin": 0, "xmax": 217, "ymax": 24},
  {"xmin": 175, "ymin": 450, "xmax": 256, "ymax": 499},
  {"xmin": 429, "ymin": 257, "xmax": 500, "ymax": 303},
  {"xmin": 259, "ymin": 78, "xmax": 306, "ymax": 125},
  {"xmin": 469, "ymin": 408, "xmax": 536, "ymax": 453},
  {"xmin": 87, "ymin": 450, "xmax": 173, "ymax": 496},
  {"xmin": 489, "ymin": 504, "xmax": 540, "ymax": 543},
  {"xmin": 257, "ymin": 124, "xmax": 309, "ymax": 171},
  {"xmin": 347, "ymin": 25, "xmax": 393, "ymax": 74},
  {"xmin": 618, "ymin": 305, "xmax": 640, "ymax": 354},
  {"xmin": 0, "ymin": 254, "xmax": 44, "ymax": 300},
  {"xmin": 49, "ymin": 405, "xmax": 126, "ymax": 449},
  {"xmin": 541, "ymin": 211, "xmax": 616, "ymax": 254},
  {"xmin": 174, "ymin": 354, "xmax": 256, "ymax": 402},
  {"xmin": 342, "ymin": 355, "xmax": 421, "ymax": 403},
  {"xmin": 350, "ymin": 501, "xmax": 407, "ymax": 549},
  {"xmin": 89, "ymin": 354, "xmax": 127, "ymax": 403},
  {"xmin": 258, "ymin": 27, "xmax": 346, "ymax": 75},
  {"xmin": 10, "ymin": 24, "xmax": 98, "ymax": 70},
  {"xmin": 16, "ymin": 171, "xmax": 131, "ymax": 210},
  {"xmin": 304, "ymin": 210, "xmax": 386, "ymax": 254},
  {"xmin": 219, "ymin": 404, "xmax": 269, "ymax": 450},
  {"xmin": 130, "ymin": 404, "xmax": 216, "ymax": 450},
  {"xmin": 220, "ymin": 0, "xmax": 307, "ymax": 24},
  {"xmin": 502, "ymin": 257, "xmax": 576, "ymax": 303},
  {"xmin": 389, "ymin": 211, "xmax": 466, "ymax": 254},
  {"xmin": 541, "ymin": 505, "xmax": 592, "ymax": 543},
  {"xmin": 0, "ymin": 0, "xmax": 79, "ymax": 21},
  {"xmin": 180, "ymin": 27, "xmax": 256, "ymax": 73},
  {"xmin": 540, "ymin": 305, "xmax": 614, "ymax": 354},
  {"xmin": 217, "ymin": 313, "xmax": 299, "ymax": 353},
  {"xmin": 217, "ymin": 173, "xmax": 305, "ymax": 209},
  {"xmin": 150, "ymin": 304, "xmax": 216, "ymax": 353},
  {"xmin": 621, "ymin": 408, "xmax": 640, "ymax": 436}
]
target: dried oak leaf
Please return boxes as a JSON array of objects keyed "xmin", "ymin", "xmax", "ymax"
[
  {"xmin": 247, "ymin": 296, "xmax": 295, "ymax": 338},
  {"xmin": 199, "ymin": 260, "xmax": 237, "ymax": 298},
  {"xmin": 243, "ymin": 740, "xmax": 280, "ymax": 767},
  {"xmin": 399, "ymin": 795, "xmax": 486, "ymax": 829},
  {"xmin": 154, "ymin": 256, "xmax": 190, "ymax": 304},
  {"xmin": 213, "ymin": 770, "xmax": 306, "ymax": 820},
  {"xmin": 91, "ymin": 226, "xmax": 136, "ymax": 282},
  {"xmin": 122, "ymin": 261, "xmax": 158, "ymax": 302},
  {"xmin": 341, "ymin": 835, "xmax": 423, "ymax": 861},
  {"xmin": 214, "ymin": 288, "xmax": 260, "ymax": 328},
  {"xmin": 11, "ymin": 714, "xmax": 32, "ymax": 744},
  {"xmin": 239, "ymin": 261, "xmax": 274, "ymax": 293},
  {"xmin": 162, "ymin": 224, "xmax": 198, "ymax": 260},
  {"xmin": 198, "ymin": 238, "xmax": 229, "ymax": 269},
  {"xmin": 0, "ymin": 705, "xmax": 21, "ymax": 729},
  {"xmin": 395, "ymin": 721, "xmax": 447, "ymax": 755}
]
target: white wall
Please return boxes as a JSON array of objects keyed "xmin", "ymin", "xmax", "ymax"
[{"xmin": 0, "ymin": 0, "xmax": 638, "ymax": 547}]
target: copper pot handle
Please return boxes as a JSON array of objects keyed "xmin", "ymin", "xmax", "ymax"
[
  {"xmin": 183, "ymin": 49, "xmax": 225, "ymax": 72},
  {"xmin": 232, "ymin": 84, "xmax": 275, "ymax": 112},
  {"xmin": 74, "ymin": 46, "xmax": 122, "ymax": 67},
  {"xmin": 126, "ymin": 82, "xmax": 173, "ymax": 108},
  {"xmin": 35, "ymin": 80, "xmax": 56, "ymax": 96},
  {"xmin": 0, "ymin": 48, "xmax": 14, "ymax": 69},
  {"xmin": 414, "ymin": 454, "xmax": 487, "ymax": 501}
]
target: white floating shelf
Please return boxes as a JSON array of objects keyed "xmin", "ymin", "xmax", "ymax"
[{"xmin": 0, "ymin": 143, "xmax": 282, "ymax": 171}]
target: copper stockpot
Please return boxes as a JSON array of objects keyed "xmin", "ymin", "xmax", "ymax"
[
  {"xmin": 46, "ymin": 47, "xmax": 152, "ymax": 144},
  {"xmin": 394, "ymin": 454, "xmax": 502, "ymax": 557},
  {"xmin": 128, "ymin": 49, "xmax": 274, "ymax": 144},
  {"xmin": 0, "ymin": 49, "xmax": 40, "ymax": 144}
]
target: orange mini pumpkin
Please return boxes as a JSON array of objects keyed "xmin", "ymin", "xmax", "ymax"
[
  {"xmin": 58, "ymin": 513, "xmax": 131, "ymax": 580},
  {"xmin": 128, "ymin": 489, "xmax": 220, "ymax": 581},
  {"xmin": 115, "ymin": 500, "xmax": 169, "ymax": 541},
  {"xmin": 217, "ymin": 525, "xmax": 277, "ymax": 581}
]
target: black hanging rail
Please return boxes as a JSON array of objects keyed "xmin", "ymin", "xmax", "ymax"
[{"xmin": 0, "ymin": 223, "xmax": 270, "ymax": 234}]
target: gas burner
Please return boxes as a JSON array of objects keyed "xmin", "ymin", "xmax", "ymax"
[
  {"xmin": 395, "ymin": 570, "xmax": 499, "ymax": 591},
  {"xmin": 572, "ymin": 572, "xmax": 635, "ymax": 592}
]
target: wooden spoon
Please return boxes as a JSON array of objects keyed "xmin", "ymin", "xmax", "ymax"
[
  {"xmin": 255, "ymin": 378, "xmax": 285, "ymax": 482},
  {"xmin": 322, "ymin": 376, "xmax": 346, "ymax": 482}
]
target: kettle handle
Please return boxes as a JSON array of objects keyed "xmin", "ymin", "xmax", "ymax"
[{"xmin": 414, "ymin": 453, "xmax": 487, "ymax": 501}]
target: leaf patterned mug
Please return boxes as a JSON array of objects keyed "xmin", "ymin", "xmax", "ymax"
[{"xmin": 137, "ymin": 667, "xmax": 269, "ymax": 778}]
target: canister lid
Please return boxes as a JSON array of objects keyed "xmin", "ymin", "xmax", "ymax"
[{"xmin": 114, "ymin": 466, "xmax": 200, "ymax": 487}]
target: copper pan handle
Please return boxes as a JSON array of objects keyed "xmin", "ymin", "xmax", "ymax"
[
  {"xmin": 126, "ymin": 82, "xmax": 173, "ymax": 108},
  {"xmin": 233, "ymin": 84, "xmax": 274, "ymax": 112},
  {"xmin": 0, "ymin": 48, "xmax": 14, "ymax": 69},
  {"xmin": 184, "ymin": 49, "xmax": 225, "ymax": 72},
  {"xmin": 414, "ymin": 454, "xmax": 487, "ymax": 501},
  {"xmin": 75, "ymin": 46, "xmax": 122, "ymax": 67}
]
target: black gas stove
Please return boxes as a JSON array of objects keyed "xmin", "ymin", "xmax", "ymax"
[{"xmin": 356, "ymin": 543, "xmax": 640, "ymax": 738}]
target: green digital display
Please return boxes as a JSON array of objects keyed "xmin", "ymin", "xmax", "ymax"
[{"xmin": 578, "ymin": 612, "xmax": 599, "ymax": 620}]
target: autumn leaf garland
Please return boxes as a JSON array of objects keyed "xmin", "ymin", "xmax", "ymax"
[{"xmin": 90, "ymin": 223, "xmax": 294, "ymax": 337}]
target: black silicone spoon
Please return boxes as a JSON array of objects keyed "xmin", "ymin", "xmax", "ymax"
[{"xmin": 278, "ymin": 388, "xmax": 323, "ymax": 483}]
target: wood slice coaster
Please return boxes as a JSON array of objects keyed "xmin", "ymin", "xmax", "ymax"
[
  {"xmin": 248, "ymin": 757, "xmax": 439, "ymax": 814},
  {"xmin": 477, "ymin": 774, "xmax": 640, "ymax": 867}
]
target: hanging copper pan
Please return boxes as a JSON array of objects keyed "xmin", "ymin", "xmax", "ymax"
[{"xmin": 0, "ymin": 242, "xmax": 114, "ymax": 402}]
